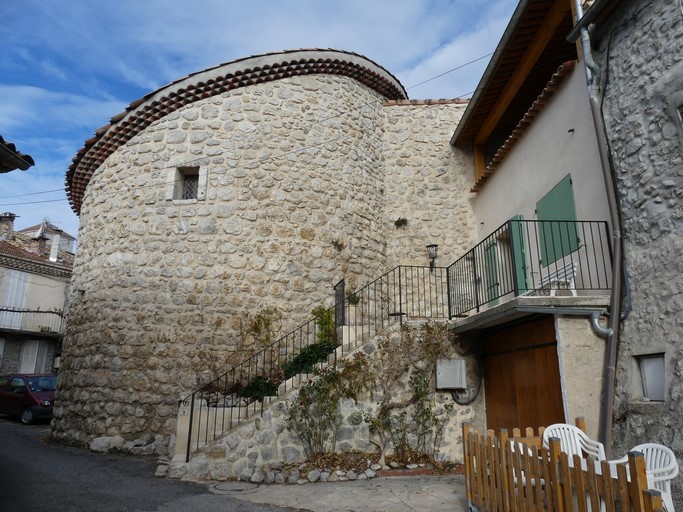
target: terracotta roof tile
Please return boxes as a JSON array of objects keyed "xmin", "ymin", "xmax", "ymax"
[{"xmin": 65, "ymin": 49, "xmax": 408, "ymax": 215}]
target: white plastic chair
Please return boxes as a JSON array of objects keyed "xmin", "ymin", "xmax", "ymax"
[
  {"xmin": 542, "ymin": 423, "xmax": 606, "ymax": 462},
  {"xmin": 611, "ymin": 443, "xmax": 678, "ymax": 511}
]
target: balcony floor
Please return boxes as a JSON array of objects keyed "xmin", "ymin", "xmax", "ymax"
[{"xmin": 450, "ymin": 294, "xmax": 610, "ymax": 333}]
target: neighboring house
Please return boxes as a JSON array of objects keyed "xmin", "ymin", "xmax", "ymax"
[
  {"xmin": 449, "ymin": 0, "xmax": 612, "ymax": 439},
  {"xmin": 0, "ymin": 213, "xmax": 73, "ymax": 374},
  {"xmin": 453, "ymin": 0, "xmax": 682, "ymax": 504},
  {"xmin": 568, "ymin": 0, "xmax": 683, "ymax": 503}
]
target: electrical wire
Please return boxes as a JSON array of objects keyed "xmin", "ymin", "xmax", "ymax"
[
  {"xmin": 405, "ymin": 53, "xmax": 493, "ymax": 90},
  {"xmin": 0, "ymin": 51, "xmax": 495, "ymax": 207}
]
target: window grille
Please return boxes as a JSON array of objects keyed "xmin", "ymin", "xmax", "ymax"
[{"xmin": 182, "ymin": 173, "xmax": 199, "ymax": 199}]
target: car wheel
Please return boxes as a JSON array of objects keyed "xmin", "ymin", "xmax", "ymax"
[{"xmin": 20, "ymin": 408, "xmax": 33, "ymax": 425}]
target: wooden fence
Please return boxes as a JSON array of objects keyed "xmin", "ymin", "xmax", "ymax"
[{"xmin": 463, "ymin": 423, "xmax": 666, "ymax": 512}]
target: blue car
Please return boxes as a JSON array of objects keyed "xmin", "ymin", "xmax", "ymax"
[{"xmin": 0, "ymin": 374, "xmax": 56, "ymax": 424}]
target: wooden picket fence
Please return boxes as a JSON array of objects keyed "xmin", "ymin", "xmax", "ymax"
[{"xmin": 462, "ymin": 422, "xmax": 666, "ymax": 512}]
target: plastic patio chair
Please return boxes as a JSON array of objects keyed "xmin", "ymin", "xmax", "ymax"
[
  {"xmin": 542, "ymin": 423, "xmax": 607, "ymax": 462},
  {"xmin": 611, "ymin": 443, "xmax": 679, "ymax": 511}
]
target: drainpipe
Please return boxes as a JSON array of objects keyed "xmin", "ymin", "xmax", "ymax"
[{"xmin": 572, "ymin": 0, "xmax": 624, "ymax": 457}]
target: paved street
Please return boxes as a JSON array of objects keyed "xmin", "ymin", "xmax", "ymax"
[
  {"xmin": 0, "ymin": 417, "xmax": 296, "ymax": 512},
  {"xmin": 0, "ymin": 416, "xmax": 468, "ymax": 512}
]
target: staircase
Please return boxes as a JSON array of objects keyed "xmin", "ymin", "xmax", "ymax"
[
  {"xmin": 172, "ymin": 220, "xmax": 615, "ymax": 466},
  {"xmin": 173, "ymin": 265, "xmax": 450, "ymax": 463}
]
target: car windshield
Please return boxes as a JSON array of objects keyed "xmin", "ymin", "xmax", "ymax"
[{"xmin": 27, "ymin": 376, "xmax": 57, "ymax": 392}]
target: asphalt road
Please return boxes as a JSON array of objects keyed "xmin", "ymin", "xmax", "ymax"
[{"xmin": 0, "ymin": 417, "xmax": 297, "ymax": 512}]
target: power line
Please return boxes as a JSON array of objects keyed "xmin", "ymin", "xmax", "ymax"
[
  {"xmin": 405, "ymin": 53, "xmax": 493, "ymax": 90},
  {"xmin": 0, "ymin": 198, "xmax": 67, "ymax": 206},
  {"xmin": 0, "ymin": 188, "xmax": 64, "ymax": 199},
  {"xmin": 0, "ymin": 51, "xmax": 494, "ymax": 207}
]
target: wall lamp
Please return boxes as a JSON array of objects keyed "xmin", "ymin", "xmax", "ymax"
[{"xmin": 426, "ymin": 244, "xmax": 439, "ymax": 271}]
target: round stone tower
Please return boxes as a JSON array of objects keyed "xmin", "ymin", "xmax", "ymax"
[{"xmin": 54, "ymin": 50, "xmax": 408, "ymax": 446}]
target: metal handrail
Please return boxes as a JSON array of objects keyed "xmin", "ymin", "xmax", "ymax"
[
  {"xmin": 181, "ymin": 265, "xmax": 449, "ymax": 461},
  {"xmin": 446, "ymin": 219, "xmax": 612, "ymax": 317},
  {"xmin": 180, "ymin": 220, "xmax": 613, "ymax": 460}
]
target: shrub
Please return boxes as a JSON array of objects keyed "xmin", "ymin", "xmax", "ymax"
[
  {"xmin": 283, "ymin": 340, "xmax": 336, "ymax": 378},
  {"xmin": 239, "ymin": 376, "xmax": 279, "ymax": 402}
]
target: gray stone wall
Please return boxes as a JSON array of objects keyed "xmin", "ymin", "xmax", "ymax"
[
  {"xmin": 593, "ymin": 0, "xmax": 682, "ymax": 501},
  {"xmin": 383, "ymin": 101, "xmax": 476, "ymax": 269},
  {"xmin": 166, "ymin": 322, "xmax": 478, "ymax": 481},
  {"xmin": 53, "ymin": 74, "xmax": 474, "ymax": 447}
]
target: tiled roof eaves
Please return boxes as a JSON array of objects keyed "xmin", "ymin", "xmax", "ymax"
[
  {"xmin": 470, "ymin": 60, "xmax": 576, "ymax": 193},
  {"xmin": 0, "ymin": 252, "xmax": 72, "ymax": 280},
  {"xmin": 66, "ymin": 49, "xmax": 408, "ymax": 215},
  {"xmin": 0, "ymin": 241, "xmax": 73, "ymax": 272}
]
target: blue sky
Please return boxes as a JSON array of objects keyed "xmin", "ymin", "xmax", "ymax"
[{"xmin": 0, "ymin": 0, "xmax": 517, "ymax": 238}]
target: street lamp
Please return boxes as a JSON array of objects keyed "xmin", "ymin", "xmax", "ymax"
[{"xmin": 426, "ymin": 244, "xmax": 439, "ymax": 271}]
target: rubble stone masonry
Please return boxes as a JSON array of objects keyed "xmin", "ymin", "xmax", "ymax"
[
  {"xmin": 52, "ymin": 67, "xmax": 475, "ymax": 448},
  {"xmin": 594, "ymin": 0, "xmax": 682, "ymax": 499}
]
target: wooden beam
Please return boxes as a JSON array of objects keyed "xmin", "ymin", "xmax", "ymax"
[
  {"xmin": 475, "ymin": 0, "xmax": 571, "ymax": 145},
  {"xmin": 474, "ymin": 145, "xmax": 486, "ymax": 181}
]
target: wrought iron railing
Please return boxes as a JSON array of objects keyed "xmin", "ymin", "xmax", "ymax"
[
  {"xmin": 0, "ymin": 307, "xmax": 65, "ymax": 334},
  {"xmin": 180, "ymin": 220, "xmax": 613, "ymax": 460},
  {"xmin": 447, "ymin": 219, "xmax": 612, "ymax": 317},
  {"xmin": 180, "ymin": 265, "xmax": 448, "ymax": 461}
]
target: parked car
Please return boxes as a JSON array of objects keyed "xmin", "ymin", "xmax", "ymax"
[{"xmin": 0, "ymin": 374, "xmax": 56, "ymax": 424}]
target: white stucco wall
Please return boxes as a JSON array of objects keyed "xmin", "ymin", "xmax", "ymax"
[
  {"xmin": 23, "ymin": 273, "xmax": 69, "ymax": 311},
  {"xmin": 555, "ymin": 315, "xmax": 605, "ymax": 439},
  {"xmin": 472, "ymin": 67, "xmax": 610, "ymax": 238}
]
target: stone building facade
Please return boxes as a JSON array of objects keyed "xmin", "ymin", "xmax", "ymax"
[
  {"xmin": 54, "ymin": 50, "xmax": 477, "ymax": 448},
  {"xmin": 590, "ymin": 0, "xmax": 683, "ymax": 498}
]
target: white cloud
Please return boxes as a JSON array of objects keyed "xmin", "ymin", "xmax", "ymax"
[
  {"xmin": 0, "ymin": 0, "xmax": 520, "ymax": 241},
  {"xmin": 398, "ymin": 0, "xmax": 517, "ymax": 99},
  {"xmin": 0, "ymin": 85, "xmax": 126, "ymax": 136}
]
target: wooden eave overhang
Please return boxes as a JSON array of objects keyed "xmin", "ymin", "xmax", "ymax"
[
  {"xmin": 471, "ymin": 60, "xmax": 576, "ymax": 192},
  {"xmin": 450, "ymin": 0, "xmax": 578, "ymax": 185},
  {"xmin": 65, "ymin": 49, "xmax": 408, "ymax": 215}
]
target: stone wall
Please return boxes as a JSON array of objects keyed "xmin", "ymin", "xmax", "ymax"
[
  {"xmin": 593, "ymin": 0, "xmax": 682, "ymax": 502},
  {"xmin": 53, "ymin": 72, "xmax": 474, "ymax": 448},
  {"xmin": 382, "ymin": 101, "xmax": 476, "ymax": 269},
  {"xmin": 165, "ymin": 322, "xmax": 478, "ymax": 481}
]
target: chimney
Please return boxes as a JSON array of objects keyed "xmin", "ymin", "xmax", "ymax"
[
  {"xmin": 29, "ymin": 235, "xmax": 49, "ymax": 256},
  {"xmin": 0, "ymin": 212, "xmax": 17, "ymax": 239}
]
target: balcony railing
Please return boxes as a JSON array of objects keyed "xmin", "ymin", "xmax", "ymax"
[
  {"xmin": 447, "ymin": 219, "xmax": 612, "ymax": 317},
  {"xmin": 179, "ymin": 220, "xmax": 612, "ymax": 460},
  {"xmin": 0, "ymin": 307, "xmax": 65, "ymax": 334}
]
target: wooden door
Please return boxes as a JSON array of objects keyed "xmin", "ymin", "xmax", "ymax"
[{"xmin": 482, "ymin": 316, "xmax": 565, "ymax": 432}]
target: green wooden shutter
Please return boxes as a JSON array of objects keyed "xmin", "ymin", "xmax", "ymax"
[
  {"xmin": 509, "ymin": 215, "xmax": 529, "ymax": 294},
  {"xmin": 484, "ymin": 241, "xmax": 499, "ymax": 306},
  {"xmin": 536, "ymin": 175, "xmax": 579, "ymax": 266}
]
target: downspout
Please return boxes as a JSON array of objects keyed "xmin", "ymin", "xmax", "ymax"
[{"xmin": 572, "ymin": 0, "xmax": 624, "ymax": 457}]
